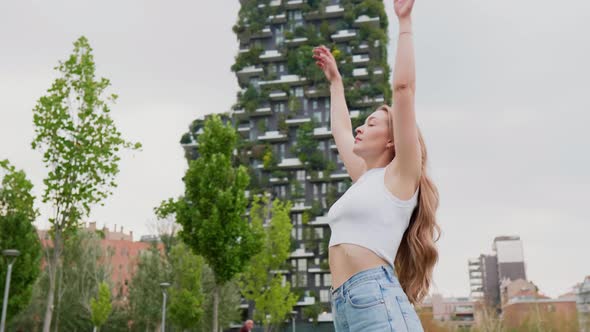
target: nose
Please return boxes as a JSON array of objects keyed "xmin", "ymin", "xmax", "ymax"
[{"xmin": 355, "ymin": 127, "xmax": 363, "ymax": 135}]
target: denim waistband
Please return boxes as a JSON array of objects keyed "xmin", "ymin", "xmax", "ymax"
[{"xmin": 330, "ymin": 264, "xmax": 399, "ymax": 297}]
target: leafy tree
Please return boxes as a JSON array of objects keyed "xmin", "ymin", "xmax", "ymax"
[
  {"xmin": 0, "ymin": 160, "xmax": 42, "ymax": 323},
  {"xmin": 240, "ymin": 195, "xmax": 298, "ymax": 331},
  {"xmin": 128, "ymin": 246, "xmax": 169, "ymax": 332},
  {"xmin": 30, "ymin": 36, "xmax": 140, "ymax": 332},
  {"xmin": 90, "ymin": 281, "xmax": 112, "ymax": 332},
  {"xmin": 167, "ymin": 242, "xmax": 204, "ymax": 331}
]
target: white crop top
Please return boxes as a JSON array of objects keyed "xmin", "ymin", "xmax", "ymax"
[{"xmin": 327, "ymin": 167, "xmax": 419, "ymax": 268}]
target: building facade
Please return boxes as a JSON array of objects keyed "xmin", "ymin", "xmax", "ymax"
[{"xmin": 181, "ymin": 0, "xmax": 392, "ymax": 324}]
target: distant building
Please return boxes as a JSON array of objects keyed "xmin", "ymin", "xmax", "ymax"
[
  {"xmin": 421, "ymin": 294, "xmax": 476, "ymax": 330},
  {"xmin": 469, "ymin": 235, "xmax": 527, "ymax": 309},
  {"xmin": 38, "ymin": 221, "xmax": 163, "ymax": 299},
  {"xmin": 577, "ymin": 276, "xmax": 590, "ymax": 332},
  {"xmin": 502, "ymin": 297, "xmax": 578, "ymax": 330}
]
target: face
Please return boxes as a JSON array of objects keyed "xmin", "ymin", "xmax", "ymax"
[
  {"xmin": 353, "ymin": 109, "xmax": 393, "ymax": 158},
  {"xmin": 246, "ymin": 320, "xmax": 254, "ymax": 328}
]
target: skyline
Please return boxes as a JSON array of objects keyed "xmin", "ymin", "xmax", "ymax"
[{"xmin": 1, "ymin": 0, "xmax": 589, "ymax": 299}]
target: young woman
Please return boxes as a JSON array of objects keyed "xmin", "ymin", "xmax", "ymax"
[{"xmin": 312, "ymin": 0, "xmax": 439, "ymax": 330}]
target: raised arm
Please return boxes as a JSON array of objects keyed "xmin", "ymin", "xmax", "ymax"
[
  {"xmin": 390, "ymin": 0, "xmax": 421, "ymax": 178},
  {"xmin": 313, "ymin": 46, "xmax": 366, "ymax": 181}
]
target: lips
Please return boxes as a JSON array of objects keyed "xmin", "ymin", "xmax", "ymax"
[{"xmin": 355, "ymin": 137, "xmax": 362, "ymax": 142}]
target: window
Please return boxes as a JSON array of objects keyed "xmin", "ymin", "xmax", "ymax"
[
  {"xmin": 298, "ymin": 273, "xmax": 307, "ymax": 287},
  {"xmin": 297, "ymin": 170, "xmax": 306, "ymax": 181},
  {"xmin": 279, "ymin": 64, "xmax": 285, "ymax": 72},
  {"xmin": 312, "ymin": 100, "xmax": 318, "ymax": 110},
  {"xmin": 324, "ymin": 273, "xmax": 332, "ymax": 287},
  {"xmin": 297, "ymin": 227, "xmax": 302, "ymax": 240},
  {"xmin": 315, "ymin": 274, "xmax": 321, "ymax": 287},
  {"xmin": 295, "ymin": 87, "xmax": 304, "ymax": 97},
  {"xmin": 270, "ymin": 64, "xmax": 276, "ymax": 73},
  {"xmin": 325, "ymin": 98, "xmax": 330, "ymax": 109},
  {"xmin": 296, "ymin": 213, "xmax": 302, "ymax": 226},
  {"xmin": 313, "ymin": 111, "xmax": 322, "ymax": 123},
  {"xmin": 320, "ymin": 289, "xmax": 330, "ymax": 303},
  {"xmin": 298, "ymin": 258, "xmax": 307, "ymax": 271},
  {"xmin": 315, "ymin": 228, "xmax": 324, "ymax": 239},
  {"xmin": 321, "ymin": 183, "xmax": 326, "ymax": 194}
]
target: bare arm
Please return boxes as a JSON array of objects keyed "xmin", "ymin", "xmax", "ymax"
[
  {"xmin": 313, "ymin": 46, "xmax": 366, "ymax": 181},
  {"xmin": 390, "ymin": 0, "xmax": 421, "ymax": 178}
]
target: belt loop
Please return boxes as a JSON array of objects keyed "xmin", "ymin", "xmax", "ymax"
[{"xmin": 382, "ymin": 265, "xmax": 393, "ymax": 283}]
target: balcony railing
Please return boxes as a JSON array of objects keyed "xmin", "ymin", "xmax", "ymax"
[
  {"xmin": 331, "ymin": 29, "xmax": 357, "ymax": 42},
  {"xmin": 353, "ymin": 15, "xmax": 380, "ymax": 28}
]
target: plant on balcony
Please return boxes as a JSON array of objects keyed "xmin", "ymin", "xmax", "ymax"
[
  {"xmin": 257, "ymin": 119, "xmax": 267, "ymax": 133},
  {"xmin": 278, "ymin": 113, "xmax": 289, "ymax": 134},
  {"xmin": 231, "ymin": 46, "xmax": 264, "ymax": 72},
  {"xmin": 180, "ymin": 132, "xmax": 192, "ymax": 145},
  {"xmin": 238, "ymin": 84, "xmax": 268, "ymax": 112},
  {"xmin": 302, "ymin": 300, "xmax": 322, "ymax": 325},
  {"xmin": 289, "ymin": 179, "xmax": 305, "ymax": 199},
  {"xmin": 262, "ymin": 146, "xmax": 278, "ymax": 170}
]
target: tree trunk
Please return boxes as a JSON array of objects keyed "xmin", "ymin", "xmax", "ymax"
[
  {"xmin": 42, "ymin": 231, "xmax": 61, "ymax": 332},
  {"xmin": 212, "ymin": 284, "xmax": 219, "ymax": 332}
]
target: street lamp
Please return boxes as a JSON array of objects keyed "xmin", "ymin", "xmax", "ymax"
[
  {"xmin": 0, "ymin": 249, "xmax": 20, "ymax": 332},
  {"xmin": 160, "ymin": 282, "xmax": 170, "ymax": 332}
]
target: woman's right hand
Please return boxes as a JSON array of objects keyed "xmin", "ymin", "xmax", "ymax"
[{"xmin": 313, "ymin": 45, "xmax": 341, "ymax": 83}]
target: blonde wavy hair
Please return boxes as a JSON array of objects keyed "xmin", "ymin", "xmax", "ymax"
[{"xmin": 379, "ymin": 105, "xmax": 440, "ymax": 305}]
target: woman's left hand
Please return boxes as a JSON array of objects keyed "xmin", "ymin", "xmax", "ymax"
[{"xmin": 394, "ymin": 0, "xmax": 415, "ymax": 19}]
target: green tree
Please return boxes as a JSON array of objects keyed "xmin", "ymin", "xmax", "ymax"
[
  {"xmin": 166, "ymin": 114, "xmax": 263, "ymax": 332},
  {"xmin": 167, "ymin": 242, "xmax": 204, "ymax": 331},
  {"xmin": 9, "ymin": 228, "xmax": 113, "ymax": 331},
  {"xmin": 0, "ymin": 160, "xmax": 42, "ymax": 323},
  {"xmin": 240, "ymin": 195, "xmax": 298, "ymax": 331},
  {"xmin": 90, "ymin": 282, "xmax": 112, "ymax": 332},
  {"xmin": 128, "ymin": 246, "xmax": 170, "ymax": 332},
  {"xmin": 30, "ymin": 36, "xmax": 141, "ymax": 332}
]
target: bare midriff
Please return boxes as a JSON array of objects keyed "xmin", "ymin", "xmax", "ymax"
[{"xmin": 329, "ymin": 243, "xmax": 390, "ymax": 290}]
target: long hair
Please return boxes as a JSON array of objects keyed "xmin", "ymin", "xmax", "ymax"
[{"xmin": 379, "ymin": 105, "xmax": 440, "ymax": 305}]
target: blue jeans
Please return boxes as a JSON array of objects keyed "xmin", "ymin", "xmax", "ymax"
[{"xmin": 330, "ymin": 265, "xmax": 424, "ymax": 332}]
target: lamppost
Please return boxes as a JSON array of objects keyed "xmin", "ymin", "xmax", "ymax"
[
  {"xmin": 160, "ymin": 282, "xmax": 170, "ymax": 332},
  {"xmin": 290, "ymin": 310, "xmax": 297, "ymax": 332},
  {"xmin": 0, "ymin": 249, "xmax": 20, "ymax": 332}
]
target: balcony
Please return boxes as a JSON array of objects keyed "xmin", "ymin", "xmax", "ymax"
[
  {"xmin": 250, "ymin": 107, "xmax": 272, "ymax": 117},
  {"xmin": 290, "ymin": 247, "xmax": 314, "ymax": 258},
  {"xmin": 353, "ymin": 68, "xmax": 369, "ymax": 79},
  {"xmin": 313, "ymin": 127, "xmax": 332, "ymax": 139},
  {"xmin": 269, "ymin": 91, "xmax": 288, "ymax": 101},
  {"xmin": 285, "ymin": 37, "xmax": 308, "ymax": 47},
  {"xmin": 286, "ymin": 0, "xmax": 304, "ymax": 9},
  {"xmin": 232, "ymin": 108, "xmax": 248, "ymax": 119},
  {"xmin": 295, "ymin": 296, "xmax": 316, "ymax": 307},
  {"xmin": 237, "ymin": 124, "xmax": 250, "ymax": 133},
  {"xmin": 259, "ymin": 50, "xmax": 285, "ymax": 62},
  {"xmin": 277, "ymin": 157, "xmax": 303, "ymax": 169},
  {"xmin": 353, "ymin": 15, "xmax": 380, "ymax": 28},
  {"xmin": 291, "ymin": 201, "xmax": 312, "ymax": 212},
  {"xmin": 304, "ymin": 86, "xmax": 329, "ymax": 98},
  {"xmin": 268, "ymin": 13, "xmax": 287, "ymax": 24},
  {"xmin": 269, "ymin": 176, "xmax": 289, "ymax": 184},
  {"xmin": 353, "ymin": 42, "xmax": 370, "ymax": 54},
  {"xmin": 236, "ymin": 65, "xmax": 263, "ymax": 84},
  {"xmin": 259, "ymin": 0, "xmax": 282, "ymax": 8},
  {"xmin": 352, "ymin": 54, "xmax": 370, "ymax": 66},
  {"xmin": 251, "ymin": 27, "xmax": 272, "ymax": 39},
  {"xmin": 259, "ymin": 74, "xmax": 307, "ymax": 87},
  {"xmin": 331, "ymin": 29, "xmax": 357, "ymax": 42},
  {"xmin": 352, "ymin": 96, "xmax": 385, "ymax": 107},
  {"xmin": 258, "ymin": 130, "xmax": 288, "ymax": 142},
  {"xmin": 309, "ymin": 214, "xmax": 330, "ymax": 226},
  {"xmin": 285, "ymin": 117, "xmax": 311, "ymax": 126},
  {"xmin": 317, "ymin": 312, "xmax": 334, "ymax": 322},
  {"xmin": 304, "ymin": 4, "xmax": 344, "ymax": 20},
  {"xmin": 330, "ymin": 172, "xmax": 349, "ymax": 180}
]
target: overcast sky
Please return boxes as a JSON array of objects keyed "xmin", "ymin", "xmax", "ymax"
[{"xmin": 1, "ymin": 0, "xmax": 588, "ymax": 299}]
